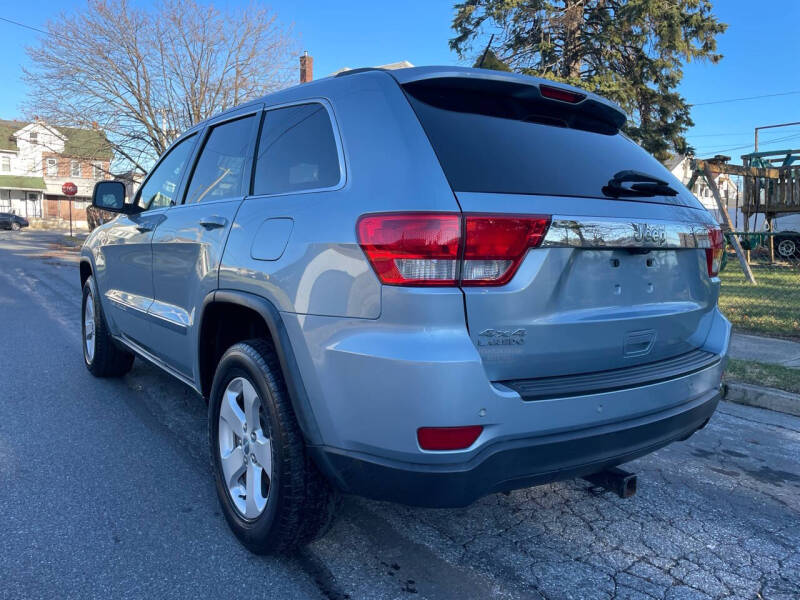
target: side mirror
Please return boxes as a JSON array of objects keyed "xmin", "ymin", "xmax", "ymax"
[{"xmin": 92, "ymin": 181, "xmax": 138, "ymax": 214}]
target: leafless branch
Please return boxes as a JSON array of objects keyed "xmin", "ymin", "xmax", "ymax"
[{"xmin": 23, "ymin": 0, "xmax": 297, "ymax": 174}]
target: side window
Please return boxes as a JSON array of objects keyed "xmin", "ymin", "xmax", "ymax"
[
  {"xmin": 253, "ymin": 103, "xmax": 340, "ymax": 196},
  {"xmin": 137, "ymin": 135, "xmax": 195, "ymax": 211},
  {"xmin": 184, "ymin": 115, "xmax": 256, "ymax": 203}
]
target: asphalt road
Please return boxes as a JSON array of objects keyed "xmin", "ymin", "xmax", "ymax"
[{"xmin": 1, "ymin": 230, "xmax": 799, "ymax": 600}]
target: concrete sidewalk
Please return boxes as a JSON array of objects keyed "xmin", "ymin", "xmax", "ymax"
[
  {"xmin": 729, "ymin": 332, "xmax": 800, "ymax": 368},
  {"xmin": 726, "ymin": 332, "xmax": 800, "ymax": 417}
]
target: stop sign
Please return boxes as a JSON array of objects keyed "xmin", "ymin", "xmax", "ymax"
[{"xmin": 62, "ymin": 182, "xmax": 78, "ymax": 196}]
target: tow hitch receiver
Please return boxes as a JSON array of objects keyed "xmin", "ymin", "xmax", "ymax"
[{"xmin": 583, "ymin": 467, "xmax": 637, "ymax": 498}]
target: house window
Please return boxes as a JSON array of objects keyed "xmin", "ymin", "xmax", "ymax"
[
  {"xmin": 30, "ymin": 132, "xmax": 38, "ymax": 144},
  {"xmin": 92, "ymin": 162, "xmax": 103, "ymax": 179},
  {"xmin": 0, "ymin": 156, "xmax": 9, "ymax": 172},
  {"xmin": 27, "ymin": 192, "xmax": 38, "ymax": 201},
  {"xmin": 71, "ymin": 160, "xmax": 81, "ymax": 177},
  {"xmin": 46, "ymin": 158, "xmax": 58, "ymax": 177}
]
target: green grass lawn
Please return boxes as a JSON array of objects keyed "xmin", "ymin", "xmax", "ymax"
[
  {"xmin": 724, "ymin": 358, "xmax": 800, "ymax": 394},
  {"xmin": 718, "ymin": 263, "xmax": 800, "ymax": 338}
]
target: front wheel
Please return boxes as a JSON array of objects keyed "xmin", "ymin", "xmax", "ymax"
[
  {"xmin": 209, "ymin": 340, "xmax": 337, "ymax": 554},
  {"xmin": 82, "ymin": 276, "xmax": 135, "ymax": 377},
  {"xmin": 11, "ymin": 221, "xmax": 20, "ymax": 231}
]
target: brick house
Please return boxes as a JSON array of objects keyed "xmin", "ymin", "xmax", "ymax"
[{"xmin": 0, "ymin": 119, "xmax": 112, "ymax": 224}]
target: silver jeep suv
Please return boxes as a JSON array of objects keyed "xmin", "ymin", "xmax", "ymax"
[{"xmin": 80, "ymin": 67, "xmax": 729, "ymax": 554}]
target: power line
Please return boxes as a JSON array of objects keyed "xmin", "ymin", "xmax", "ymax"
[
  {"xmin": 699, "ymin": 132, "xmax": 800, "ymax": 155},
  {"xmin": 690, "ymin": 91, "xmax": 800, "ymax": 107},
  {"xmin": 688, "ymin": 132, "xmax": 764, "ymax": 139},
  {"xmin": 692, "ymin": 128, "xmax": 800, "ymax": 149},
  {"xmin": 0, "ymin": 16, "xmax": 48, "ymax": 36}
]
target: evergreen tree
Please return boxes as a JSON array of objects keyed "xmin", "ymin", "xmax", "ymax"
[{"xmin": 451, "ymin": 0, "xmax": 727, "ymax": 160}]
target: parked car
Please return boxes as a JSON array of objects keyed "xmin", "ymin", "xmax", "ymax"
[
  {"xmin": 772, "ymin": 213, "xmax": 800, "ymax": 258},
  {"xmin": 0, "ymin": 212, "xmax": 29, "ymax": 231},
  {"xmin": 80, "ymin": 66, "xmax": 730, "ymax": 555}
]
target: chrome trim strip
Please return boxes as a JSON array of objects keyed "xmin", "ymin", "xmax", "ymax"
[
  {"xmin": 105, "ymin": 289, "xmax": 152, "ymax": 315},
  {"xmin": 106, "ymin": 290, "xmax": 190, "ymax": 334},
  {"xmin": 542, "ymin": 216, "xmax": 713, "ymax": 249},
  {"xmin": 147, "ymin": 299, "xmax": 192, "ymax": 335}
]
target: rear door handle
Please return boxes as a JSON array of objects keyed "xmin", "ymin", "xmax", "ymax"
[{"xmin": 199, "ymin": 215, "xmax": 228, "ymax": 230}]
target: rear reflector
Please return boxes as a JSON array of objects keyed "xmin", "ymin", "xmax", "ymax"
[
  {"xmin": 540, "ymin": 84, "xmax": 586, "ymax": 104},
  {"xmin": 417, "ymin": 426, "xmax": 483, "ymax": 451},
  {"xmin": 357, "ymin": 213, "xmax": 551, "ymax": 287},
  {"xmin": 706, "ymin": 227, "xmax": 724, "ymax": 277}
]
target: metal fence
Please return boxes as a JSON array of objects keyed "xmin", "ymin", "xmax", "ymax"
[{"xmin": 719, "ymin": 232, "xmax": 800, "ymax": 337}]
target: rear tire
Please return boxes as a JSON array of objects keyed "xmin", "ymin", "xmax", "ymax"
[
  {"xmin": 209, "ymin": 339, "xmax": 338, "ymax": 554},
  {"xmin": 81, "ymin": 276, "xmax": 135, "ymax": 377}
]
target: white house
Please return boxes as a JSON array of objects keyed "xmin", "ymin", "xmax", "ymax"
[
  {"xmin": 663, "ymin": 155, "xmax": 742, "ymax": 226},
  {"xmin": 0, "ymin": 119, "xmax": 112, "ymax": 222}
]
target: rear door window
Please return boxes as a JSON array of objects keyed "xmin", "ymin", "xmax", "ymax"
[
  {"xmin": 184, "ymin": 115, "xmax": 257, "ymax": 203},
  {"xmin": 404, "ymin": 79, "xmax": 697, "ymax": 207},
  {"xmin": 253, "ymin": 103, "xmax": 341, "ymax": 196}
]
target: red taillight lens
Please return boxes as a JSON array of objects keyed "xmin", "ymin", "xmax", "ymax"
[
  {"xmin": 462, "ymin": 215, "xmax": 551, "ymax": 286},
  {"xmin": 706, "ymin": 227, "xmax": 723, "ymax": 277},
  {"xmin": 540, "ymin": 84, "xmax": 586, "ymax": 104},
  {"xmin": 357, "ymin": 214, "xmax": 461, "ymax": 285},
  {"xmin": 357, "ymin": 213, "xmax": 551, "ymax": 286},
  {"xmin": 417, "ymin": 426, "xmax": 483, "ymax": 451}
]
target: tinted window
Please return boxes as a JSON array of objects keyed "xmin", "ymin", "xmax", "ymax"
[
  {"xmin": 405, "ymin": 81, "xmax": 698, "ymax": 207},
  {"xmin": 184, "ymin": 115, "xmax": 256, "ymax": 203},
  {"xmin": 137, "ymin": 136, "xmax": 196, "ymax": 210},
  {"xmin": 253, "ymin": 103, "xmax": 340, "ymax": 196}
]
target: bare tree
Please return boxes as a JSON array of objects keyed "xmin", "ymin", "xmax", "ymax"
[{"xmin": 23, "ymin": 0, "xmax": 297, "ymax": 174}]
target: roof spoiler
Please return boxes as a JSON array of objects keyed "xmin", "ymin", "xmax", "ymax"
[{"xmin": 386, "ymin": 66, "xmax": 627, "ymax": 133}]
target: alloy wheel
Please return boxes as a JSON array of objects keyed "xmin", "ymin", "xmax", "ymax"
[
  {"xmin": 84, "ymin": 294, "xmax": 96, "ymax": 362},
  {"xmin": 777, "ymin": 238, "xmax": 797, "ymax": 259},
  {"xmin": 218, "ymin": 377, "xmax": 273, "ymax": 520}
]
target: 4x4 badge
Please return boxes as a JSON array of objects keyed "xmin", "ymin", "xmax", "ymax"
[{"xmin": 477, "ymin": 328, "xmax": 527, "ymax": 346}]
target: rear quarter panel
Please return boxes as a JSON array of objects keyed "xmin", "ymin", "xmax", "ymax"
[{"xmin": 218, "ymin": 71, "xmax": 460, "ymax": 319}]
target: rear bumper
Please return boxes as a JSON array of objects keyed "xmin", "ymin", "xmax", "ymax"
[{"xmin": 312, "ymin": 387, "xmax": 720, "ymax": 507}]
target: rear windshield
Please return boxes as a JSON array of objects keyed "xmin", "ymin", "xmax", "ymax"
[{"xmin": 404, "ymin": 80, "xmax": 697, "ymax": 207}]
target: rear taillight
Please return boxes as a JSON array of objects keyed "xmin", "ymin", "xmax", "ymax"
[
  {"xmin": 706, "ymin": 227, "xmax": 723, "ymax": 277},
  {"xmin": 356, "ymin": 214, "xmax": 461, "ymax": 285},
  {"xmin": 357, "ymin": 213, "xmax": 551, "ymax": 287},
  {"xmin": 462, "ymin": 215, "xmax": 550, "ymax": 286}
]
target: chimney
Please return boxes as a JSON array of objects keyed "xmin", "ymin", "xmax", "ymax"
[{"xmin": 299, "ymin": 51, "xmax": 313, "ymax": 83}]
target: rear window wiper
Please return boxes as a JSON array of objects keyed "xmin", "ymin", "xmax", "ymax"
[{"xmin": 603, "ymin": 170, "xmax": 678, "ymax": 198}]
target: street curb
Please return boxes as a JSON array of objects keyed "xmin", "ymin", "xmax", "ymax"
[{"xmin": 723, "ymin": 381, "xmax": 800, "ymax": 417}]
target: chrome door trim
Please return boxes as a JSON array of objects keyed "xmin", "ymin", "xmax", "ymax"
[
  {"xmin": 147, "ymin": 299, "xmax": 192, "ymax": 335},
  {"xmin": 541, "ymin": 216, "xmax": 715, "ymax": 249},
  {"xmin": 105, "ymin": 289, "xmax": 152, "ymax": 316},
  {"xmin": 106, "ymin": 289, "xmax": 190, "ymax": 334}
]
